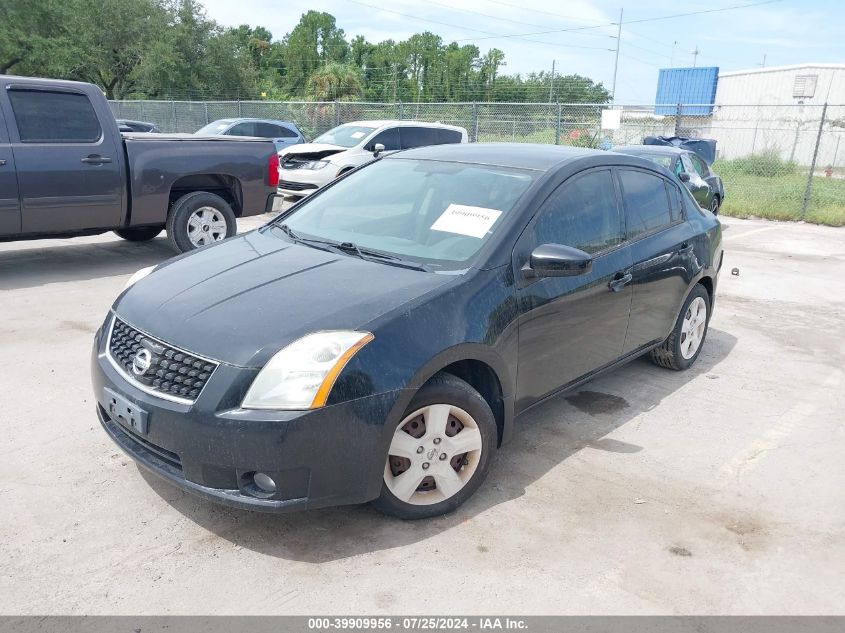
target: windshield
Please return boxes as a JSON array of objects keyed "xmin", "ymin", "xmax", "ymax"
[
  {"xmin": 195, "ymin": 121, "xmax": 233, "ymax": 135},
  {"xmin": 313, "ymin": 124, "xmax": 378, "ymax": 148},
  {"xmin": 272, "ymin": 158, "xmax": 537, "ymax": 270}
]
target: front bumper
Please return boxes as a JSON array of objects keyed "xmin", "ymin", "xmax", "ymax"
[
  {"xmin": 92, "ymin": 317, "xmax": 402, "ymax": 513},
  {"xmin": 276, "ymin": 166, "xmax": 335, "ymax": 197}
]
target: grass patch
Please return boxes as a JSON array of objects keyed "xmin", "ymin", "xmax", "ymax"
[{"xmin": 716, "ymin": 168, "xmax": 845, "ymax": 226}]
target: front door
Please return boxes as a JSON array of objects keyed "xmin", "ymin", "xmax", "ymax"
[
  {"xmin": 2, "ymin": 84, "xmax": 124, "ymax": 234},
  {"xmin": 0, "ymin": 107, "xmax": 20, "ymax": 236},
  {"xmin": 515, "ymin": 168, "xmax": 633, "ymax": 410}
]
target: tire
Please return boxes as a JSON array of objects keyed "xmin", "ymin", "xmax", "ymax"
[
  {"xmin": 710, "ymin": 195, "xmax": 721, "ymax": 215},
  {"xmin": 166, "ymin": 191, "xmax": 236, "ymax": 253},
  {"xmin": 371, "ymin": 373, "xmax": 497, "ymax": 519},
  {"xmin": 113, "ymin": 226, "xmax": 163, "ymax": 242},
  {"xmin": 649, "ymin": 284, "xmax": 711, "ymax": 371}
]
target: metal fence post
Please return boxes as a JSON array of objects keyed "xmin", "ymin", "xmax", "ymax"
[
  {"xmin": 800, "ymin": 102, "xmax": 828, "ymax": 220},
  {"xmin": 171, "ymin": 99, "xmax": 177, "ymax": 132},
  {"xmin": 472, "ymin": 102, "xmax": 479, "ymax": 143},
  {"xmin": 204, "ymin": 102, "xmax": 209, "ymax": 125},
  {"xmin": 398, "ymin": 101, "xmax": 404, "ymax": 120},
  {"xmin": 555, "ymin": 102, "xmax": 562, "ymax": 145},
  {"xmin": 237, "ymin": 100, "xmax": 242, "ymax": 116},
  {"xmin": 334, "ymin": 100, "xmax": 340, "ymax": 127},
  {"xmin": 675, "ymin": 102, "xmax": 682, "ymax": 136}
]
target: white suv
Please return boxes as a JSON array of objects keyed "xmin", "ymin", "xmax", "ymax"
[{"xmin": 277, "ymin": 120, "xmax": 468, "ymax": 197}]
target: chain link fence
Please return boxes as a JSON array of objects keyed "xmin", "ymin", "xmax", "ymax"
[{"xmin": 109, "ymin": 99, "xmax": 845, "ymax": 225}]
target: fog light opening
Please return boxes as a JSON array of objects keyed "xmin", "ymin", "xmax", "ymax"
[{"xmin": 252, "ymin": 472, "xmax": 277, "ymax": 494}]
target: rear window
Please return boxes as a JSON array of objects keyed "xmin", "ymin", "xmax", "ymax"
[
  {"xmin": 8, "ymin": 89, "xmax": 101, "ymax": 143},
  {"xmin": 436, "ymin": 128, "xmax": 463, "ymax": 144}
]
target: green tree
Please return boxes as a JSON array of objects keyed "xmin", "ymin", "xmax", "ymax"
[
  {"xmin": 306, "ymin": 63, "xmax": 363, "ymax": 101},
  {"xmin": 283, "ymin": 11, "xmax": 349, "ymax": 96},
  {"xmin": 0, "ymin": 0, "xmax": 78, "ymax": 76}
]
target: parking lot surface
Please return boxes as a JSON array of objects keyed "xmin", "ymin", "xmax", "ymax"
[{"xmin": 1, "ymin": 212, "xmax": 843, "ymax": 614}]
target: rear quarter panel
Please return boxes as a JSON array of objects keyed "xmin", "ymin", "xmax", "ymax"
[{"xmin": 124, "ymin": 136, "xmax": 275, "ymax": 226}]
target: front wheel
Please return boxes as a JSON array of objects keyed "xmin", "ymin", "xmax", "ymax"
[
  {"xmin": 649, "ymin": 284, "xmax": 711, "ymax": 370},
  {"xmin": 372, "ymin": 373, "xmax": 497, "ymax": 519},
  {"xmin": 113, "ymin": 226, "xmax": 163, "ymax": 242},
  {"xmin": 166, "ymin": 191, "xmax": 236, "ymax": 253}
]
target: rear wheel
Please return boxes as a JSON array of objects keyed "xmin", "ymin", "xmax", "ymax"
[
  {"xmin": 113, "ymin": 226, "xmax": 163, "ymax": 242},
  {"xmin": 372, "ymin": 373, "xmax": 496, "ymax": 519},
  {"xmin": 649, "ymin": 284, "xmax": 710, "ymax": 371},
  {"xmin": 166, "ymin": 191, "xmax": 236, "ymax": 253},
  {"xmin": 710, "ymin": 196, "xmax": 721, "ymax": 215}
]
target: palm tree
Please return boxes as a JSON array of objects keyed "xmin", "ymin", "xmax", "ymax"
[{"xmin": 306, "ymin": 62, "xmax": 364, "ymax": 101}]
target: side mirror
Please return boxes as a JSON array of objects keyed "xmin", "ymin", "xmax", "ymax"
[
  {"xmin": 679, "ymin": 172, "xmax": 691, "ymax": 182},
  {"xmin": 524, "ymin": 244, "xmax": 592, "ymax": 278},
  {"xmin": 372, "ymin": 143, "xmax": 385, "ymax": 158}
]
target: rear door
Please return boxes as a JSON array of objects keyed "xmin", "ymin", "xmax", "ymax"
[
  {"xmin": 254, "ymin": 122, "xmax": 300, "ymax": 150},
  {"xmin": 0, "ymin": 103, "xmax": 20, "ymax": 235},
  {"xmin": 515, "ymin": 168, "xmax": 633, "ymax": 409},
  {"xmin": 680, "ymin": 153, "xmax": 710, "ymax": 207},
  {"xmin": 2, "ymin": 84, "xmax": 124, "ymax": 233},
  {"xmin": 617, "ymin": 168, "xmax": 697, "ymax": 354}
]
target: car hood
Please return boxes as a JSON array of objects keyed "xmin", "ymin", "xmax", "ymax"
[
  {"xmin": 279, "ymin": 143, "xmax": 347, "ymax": 158},
  {"xmin": 113, "ymin": 229, "xmax": 454, "ymax": 367}
]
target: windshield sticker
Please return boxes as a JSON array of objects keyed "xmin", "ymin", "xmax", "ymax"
[
  {"xmin": 431, "ymin": 204, "xmax": 503, "ymax": 239},
  {"xmin": 350, "ymin": 131, "xmax": 366, "ymax": 139}
]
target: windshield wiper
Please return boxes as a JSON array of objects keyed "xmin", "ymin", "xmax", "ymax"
[{"xmin": 336, "ymin": 241, "xmax": 431, "ymax": 272}]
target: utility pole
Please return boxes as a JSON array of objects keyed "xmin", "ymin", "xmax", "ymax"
[
  {"xmin": 691, "ymin": 45, "xmax": 700, "ymax": 67},
  {"xmin": 548, "ymin": 59, "xmax": 555, "ymax": 103},
  {"xmin": 670, "ymin": 40, "xmax": 678, "ymax": 67},
  {"xmin": 392, "ymin": 63, "xmax": 397, "ymax": 102},
  {"xmin": 758, "ymin": 53, "xmax": 767, "ymax": 68},
  {"xmin": 610, "ymin": 8, "xmax": 623, "ymax": 104}
]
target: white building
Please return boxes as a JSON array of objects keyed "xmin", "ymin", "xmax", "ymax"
[{"xmin": 707, "ymin": 64, "xmax": 845, "ymax": 165}]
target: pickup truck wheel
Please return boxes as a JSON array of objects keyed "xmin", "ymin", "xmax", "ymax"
[
  {"xmin": 167, "ymin": 192, "xmax": 236, "ymax": 253},
  {"xmin": 113, "ymin": 226, "xmax": 163, "ymax": 242},
  {"xmin": 372, "ymin": 373, "xmax": 496, "ymax": 520}
]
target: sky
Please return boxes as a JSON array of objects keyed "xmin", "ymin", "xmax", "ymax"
[{"xmin": 199, "ymin": 0, "xmax": 844, "ymax": 103}]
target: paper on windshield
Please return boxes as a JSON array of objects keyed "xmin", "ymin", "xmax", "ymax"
[
  {"xmin": 350, "ymin": 131, "xmax": 366, "ymax": 139},
  {"xmin": 430, "ymin": 204, "xmax": 502, "ymax": 239}
]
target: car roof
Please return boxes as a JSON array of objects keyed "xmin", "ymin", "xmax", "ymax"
[
  {"xmin": 213, "ymin": 118, "xmax": 298, "ymax": 126},
  {"xmin": 612, "ymin": 145, "xmax": 684, "ymax": 155},
  {"xmin": 342, "ymin": 120, "xmax": 465, "ymax": 130},
  {"xmin": 389, "ymin": 143, "xmax": 613, "ymax": 171}
]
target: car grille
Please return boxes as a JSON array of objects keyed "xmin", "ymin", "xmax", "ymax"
[
  {"xmin": 278, "ymin": 180, "xmax": 318, "ymax": 191},
  {"xmin": 109, "ymin": 317, "xmax": 217, "ymax": 402}
]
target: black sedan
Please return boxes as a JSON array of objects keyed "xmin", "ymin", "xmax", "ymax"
[
  {"xmin": 612, "ymin": 145, "xmax": 725, "ymax": 215},
  {"xmin": 92, "ymin": 143, "xmax": 722, "ymax": 519}
]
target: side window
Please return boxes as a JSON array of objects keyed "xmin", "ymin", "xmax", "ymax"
[
  {"xmin": 8, "ymin": 89, "xmax": 101, "ymax": 143},
  {"xmin": 253, "ymin": 122, "xmax": 281, "ymax": 138},
  {"xmin": 227, "ymin": 122, "xmax": 256, "ymax": 136},
  {"xmin": 436, "ymin": 128, "xmax": 463, "ymax": 144},
  {"xmin": 680, "ymin": 153, "xmax": 696, "ymax": 175},
  {"xmin": 689, "ymin": 154, "xmax": 709, "ymax": 177},
  {"xmin": 673, "ymin": 158, "xmax": 684, "ymax": 177},
  {"xmin": 665, "ymin": 181, "xmax": 684, "ymax": 222},
  {"xmin": 532, "ymin": 170, "xmax": 624, "ymax": 255},
  {"xmin": 366, "ymin": 128, "xmax": 400, "ymax": 151},
  {"xmin": 276, "ymin": 125, "xmax": 299, "ymax": 138},
  {"xmin": 619, "ymin": 169, "xmax": 674, "ymax": 239},
  {"xmin": 400, "ymin": 126, "xmax": 436, "ymax": 149}
]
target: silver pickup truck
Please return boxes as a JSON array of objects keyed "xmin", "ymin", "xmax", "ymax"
[{"xmin": 0, "ymin": 76, "xmax": 279, "ymax": 252}]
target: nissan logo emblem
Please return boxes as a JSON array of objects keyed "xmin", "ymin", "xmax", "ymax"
[{"xmin": 132, "ymin": 348, "xmax": 153, "ymax": 376}]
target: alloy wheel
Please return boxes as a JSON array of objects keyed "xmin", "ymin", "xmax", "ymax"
[
  {"xmin": 187, "ymin": 207, "xmax": 228, "ymax": 247},
  {"xmin": 680, "ymin": 296, "xmax": 707, "ymax": 359}
]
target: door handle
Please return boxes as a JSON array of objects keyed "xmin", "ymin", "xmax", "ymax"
[
  {"xmin": 0, "ymin": 159, "xmax": 6, "ymax": 166},
  {"xmin": 81, "ymin": 155, "xmax": 112, "ymax": 164},
  {"xmin": 678, "ymin": 241, "xmax": 694, "ymax": 254},
  {"xmin": 608, "ymin": 272, "xmax": 633, "ymax": 292}
]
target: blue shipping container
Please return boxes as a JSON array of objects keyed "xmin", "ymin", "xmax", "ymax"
[{"xmin": 654, "ymin": 67, "xmax": 719, "ymax": 116}]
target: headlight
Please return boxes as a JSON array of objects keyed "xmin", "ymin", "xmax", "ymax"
[
  {"xmin": 242, "ymin": 331, "xmax": 374, "ymax": 410},
  {"xmin": 124, "ymin": 265, "xmax": 155, "ymax": 290},
  {"xmin": 303, "ymin": 159, "xmax": 330, "ymax": 170}
]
